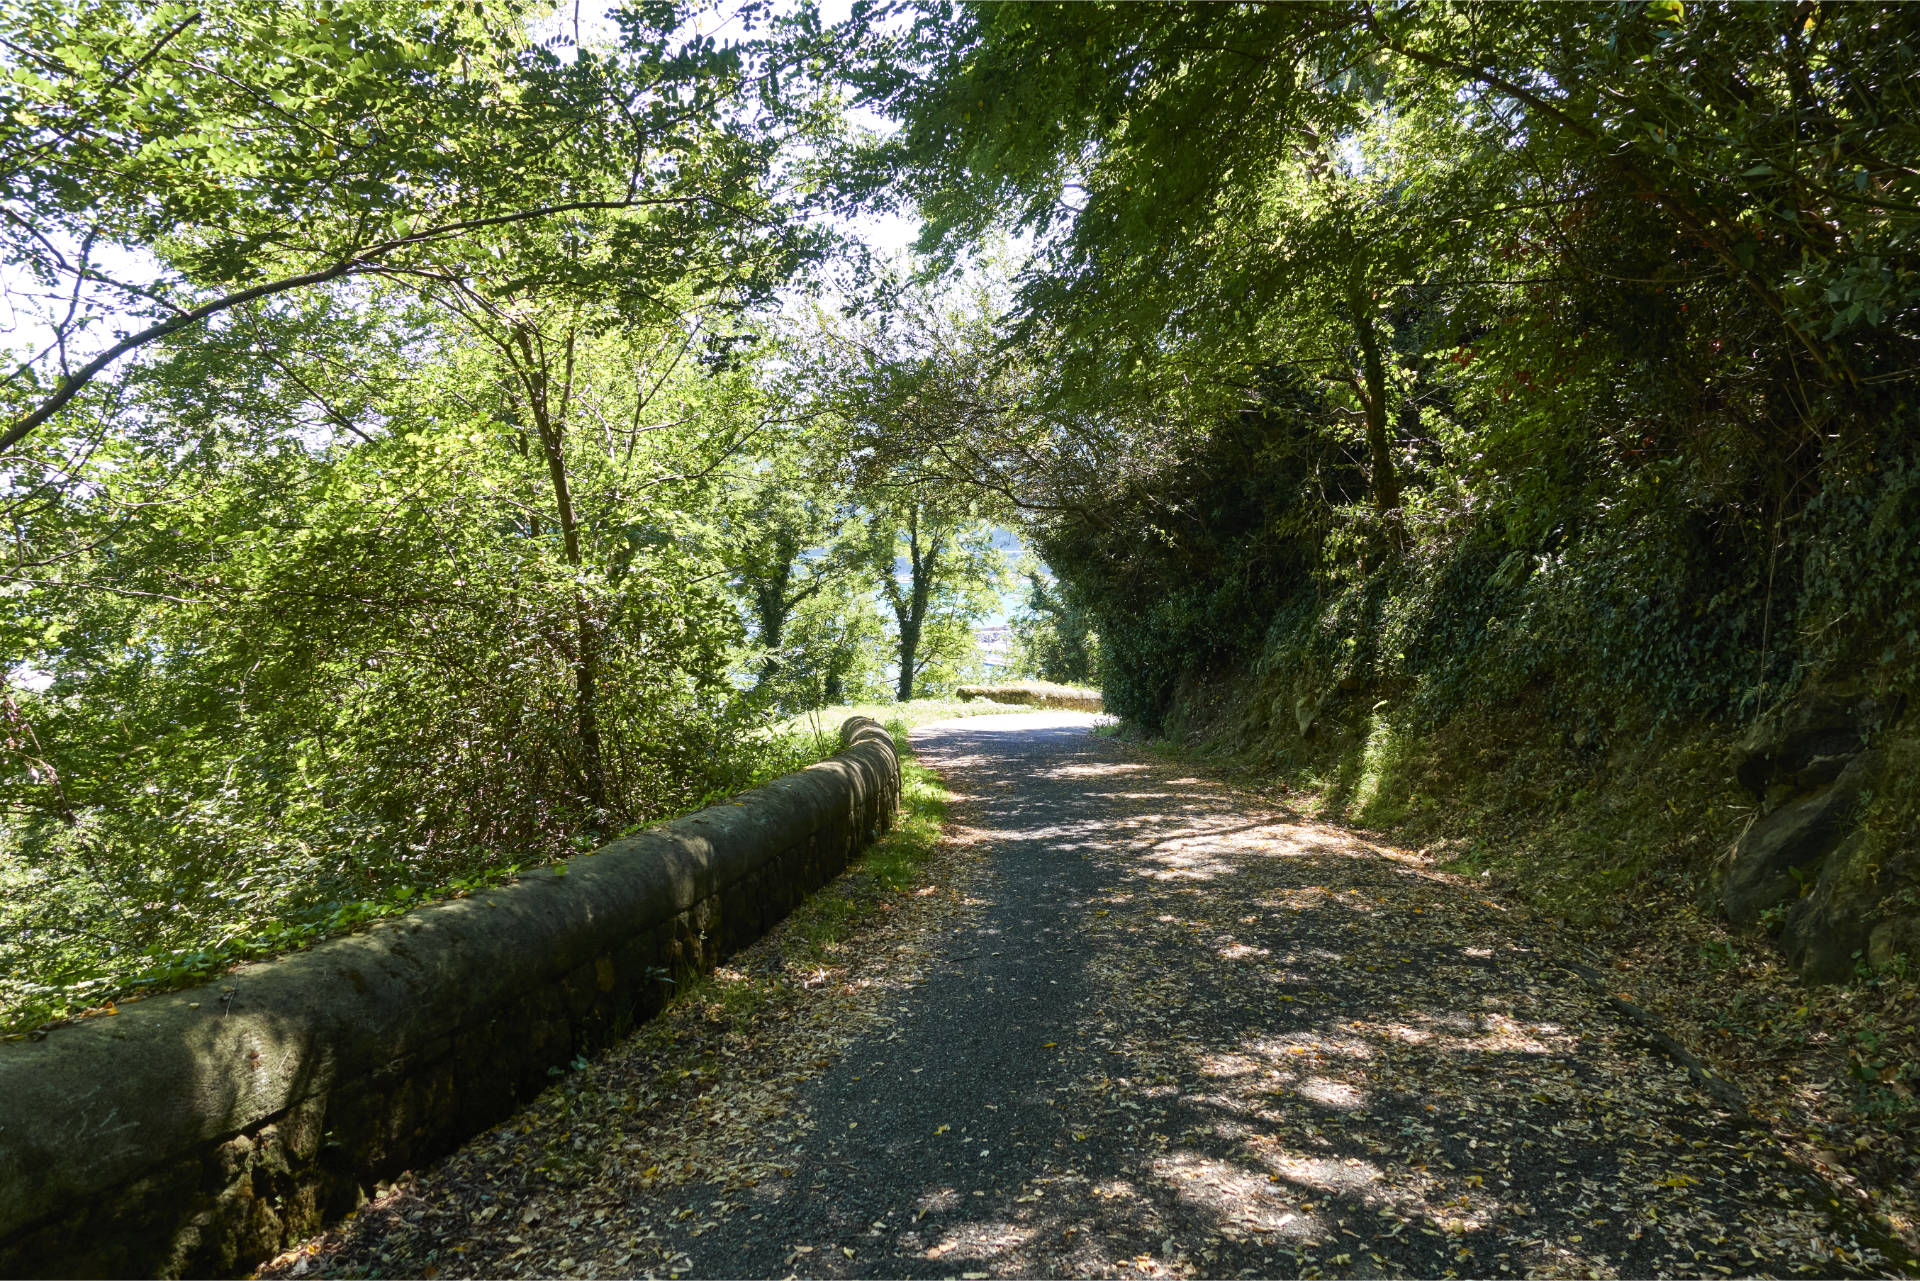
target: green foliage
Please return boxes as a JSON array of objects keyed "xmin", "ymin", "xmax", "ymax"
[
  {"xmin": 1800, "ymin": 445, "xmax": 1920, "ymax": 671},
  {"xmin": 713, "ymin": 427, "xmax": 877, "ymax": 710},
  {"xmin": 1006, "ymin": 568, "xmax": 1100, "ymax": 687},
  {"xmin": 772, "ymin": 587, "xmax": 896, "ymax": 709},
  {"xmin": 1, "ymin": 0, "xmax": 829, "ymax": 451},
  {"xmin": 1033, "ymin": 372, "xmax": 1359, "ymax": 728},
  {"xmin": 0, "ymin": 299, "xmax": 816, "ymax": 1030},
  {"xmin": 860, "ymin": 498, "xmax": 1005, "ymax": 700},
  {"xmin": 844, "ymin": 0, "xmax": 1920, "ymax": 742},
  {"xmin": 779, "ymin": 282, "xmax": 1025, "ymax": 704}
]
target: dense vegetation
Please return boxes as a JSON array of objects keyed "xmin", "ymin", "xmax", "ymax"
[
  {"xmin": 838, "ymin": 1, "xmax": 1920, "ymax": 1178},
  {"xmin": 0, "ymin": 0, "xmax": 1029, "ymax": 1030},
  {"xmin": 851, "ymin": 0, "xmax": 1918, "ymax": 729},
  {"xmin": 4, "ymin": 1, "xmax": 1917, "ymax": 1180}
]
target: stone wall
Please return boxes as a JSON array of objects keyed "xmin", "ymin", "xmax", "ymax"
[{"xmin": 0, "ymin": 718, "xmax": 899, "ymax": 1279}]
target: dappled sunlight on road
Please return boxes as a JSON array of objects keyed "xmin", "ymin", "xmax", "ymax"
[
  {"xmin": 890, "ymin": 715, "xmax": 1883, "ymax": 1279},
  {"xmin": 1042, "ymin": 762, "xmax": 1154, "ymax": 780},
  {"xmin": 263, "ymin": 711, "xmax": 1898, "ymax": 1281}
]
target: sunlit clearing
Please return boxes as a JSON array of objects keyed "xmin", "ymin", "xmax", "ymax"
[
  {"xmin": 1044, "ymin": 762, "xmax": 1152, "ymax": 779},
  {"xmin": 1256, "ymin": 1150, "xmax": 1382, "ymax": 1196},
  {"xmin": 1356, "ymin": 1012, "xmax": 1567, "ymax": 1055}
]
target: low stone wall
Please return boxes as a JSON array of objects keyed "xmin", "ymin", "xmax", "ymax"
[
  {"xmin": 0, "ymin": 718, "xmax": 899, "ymax": 1280},
  {"xmin": 956, "ymin": 682, "xmax": 1104, "ymax": 713}
]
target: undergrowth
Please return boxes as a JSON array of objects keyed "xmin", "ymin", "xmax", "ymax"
[{"xmin": 0, "ymin": 704, "xmax": 975, "ymax": 1038}]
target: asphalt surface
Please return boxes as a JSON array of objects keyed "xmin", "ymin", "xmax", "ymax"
[{"xmin": 274, "ymin": 712, "xmax": 1898, "ymax": 1279}]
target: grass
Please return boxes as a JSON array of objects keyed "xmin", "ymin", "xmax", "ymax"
[
  {"xmin": 265, "ymin": 728, "xmax": 968, "ymax": 1277},
  {"xmin": 955, "ymin": 680, "xmax": 1104, "ymax": 711},
  {"xmin": 768, "ymin": 696, "xmax": 1032, "ymax": 754}
]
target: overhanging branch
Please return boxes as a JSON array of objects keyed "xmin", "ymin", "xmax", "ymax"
[{"xmin": 1, "ymin": 195, "xmax": 713, "ymax": 454}]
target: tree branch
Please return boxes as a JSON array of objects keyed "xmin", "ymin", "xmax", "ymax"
[{"xmin": 1, "ymin": 195, "xmax": 714, "ymax": 453}]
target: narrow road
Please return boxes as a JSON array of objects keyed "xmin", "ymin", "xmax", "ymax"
[{"xmin": 276, "ymin": 713, "xmax": 1895, "ymax": 1279}]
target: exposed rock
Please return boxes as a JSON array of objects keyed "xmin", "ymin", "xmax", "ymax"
[
  {"xmin": 1869, "ymin": 915, "xmax": 1920, "ymax": 974},
  {"xmin": 1783, "ymin": 825, "xmax": 1916, "ymax": 983},
  {"xmin": 1778, "ymin": 832, "xmax": 1876, "ymax": 983},
  {"xmin": 1295, "ymin": 686, "xmax": 1328, "ymax": 737},
  {"xmin": 1722, "ymin": 754, "xmax": 1875, "ymax": 929},
  {"xmin": 1719, "ymin": 683, "xmax": 1920, "ymax": 982},
  {"xmin": 1732, "ymin": 691, "xmax": 1902, "ymax": 800},
  {"xmin": 1289, "ymin": 663, "xmax": 1332, "ymax": 739},
  {"xmin": 1721, "ymin": 686, "xmax": 1910, "ymax": 982}
]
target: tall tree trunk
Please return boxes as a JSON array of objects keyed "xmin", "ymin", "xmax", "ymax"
[
  {"xmin": 758, "ymin": 594, "xmax": 786, "ymax": 662},
  {"xmin": 895, "ymin": 615, "xmax": 920, "ymax": 701},
  {"xmin": 1347, "ymin": 279, "xmax": 1400, "ymax": 518},
  {"xmin": 891, "ymin": 511, "xmax": 941, "ymax": 702},
  {"xmin": 513, "ymin": 322, "xmax": 606, "ymax": 810},
  {"xmin": 753, "ymin": 542, "xmax": 796, "ymax": 689}
]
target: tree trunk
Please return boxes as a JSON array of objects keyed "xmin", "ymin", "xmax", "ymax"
[
  {"xmin": 896, "ymin": 513, "xmax": 941, "ymax": 702},
  {"xmin": 895, "ymin": 616, "xmax": 920, "ymax": 701},
  {"xmin": 513, "ymin": 322, "xmax": 606, "ymax": 810},
  {"xmin": 1347, "ymin": 280, "xmax": 1401, "ymax": 518},
  {"xmin": 755, "ymin": 582, "xmax": 788, "ymax": 686},
  {"xmin": 752, "ymin": 539, "xmax": 799, "ymax": 690},
  {"xmin": 880, "ymin": 507, "xmax": 944, "ymax": 704}
]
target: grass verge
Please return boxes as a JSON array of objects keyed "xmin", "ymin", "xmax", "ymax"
[
  {"xmin": 3, "ymin": 706, "xmax": 970, "ymax": 1038},
  {"xmin": 955, "ymin": 680, "xmax": 1104, "ymax": 711},
  {"xmin": 257, "ymin": 722, "xmax": 967, "ymax": 1277}
]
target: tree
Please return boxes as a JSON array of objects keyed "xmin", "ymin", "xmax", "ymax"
[
  {"xmin": 782, "ymin": 579, "xmax": 893, "ymax": 707},
  {"xmin": 441, "ymin": 293, "xmax": 792, "ymax": 811},
  {"xmin": 864, "ymin": 494, "xmax": 1003, "ymax": 701},
  {"xmin": 0, "ymin": 0, "xmax": 872, "ymax": 1030},
  {"xmin": 716, "ymin": 438, "xmax": 866, "ymax": 700},
  {"xmin": 787, "ymin": 281, "xmax": 1018, "ymax": 703},
  {"xmin": 1008, "ymin": 566, "xmax": 1099, "ymax": 687},
  {"xmin": 0, "ymin": 286, "xmax": 796, "ymax": 1025},
  {"xmin": 829, "ymin": 0, "xmax": 1920, "ymax": 736},
  {"xmin": 0, "ymin": 0, "xmax": 826, "ymax": 452}
]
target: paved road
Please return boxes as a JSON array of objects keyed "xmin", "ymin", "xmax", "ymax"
[{"xmin": 277, "ymin": 713, "xmax": 1894, "ymax": 1279}]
